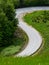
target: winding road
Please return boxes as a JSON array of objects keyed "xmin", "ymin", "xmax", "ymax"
[{"xmin": 15, "ymin": 7, "xmax": 49, "ymax": 57}]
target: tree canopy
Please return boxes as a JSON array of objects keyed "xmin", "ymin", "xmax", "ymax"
[{"xmin": 0, "ymin": 0, "xmax": 18, "ymax": 46}]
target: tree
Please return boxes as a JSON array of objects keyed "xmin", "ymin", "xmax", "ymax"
[{"xmin": 0, "ymin": 0, "xmax": 18, "ymax": 46}]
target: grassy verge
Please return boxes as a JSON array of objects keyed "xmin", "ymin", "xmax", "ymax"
[
  {"xmin": 23, "ymin": 10, "xmax": 49, "ymax": 64},
  {"xmin": 0, "ymin": 27, "xmax": 28, "ymax": 56}
]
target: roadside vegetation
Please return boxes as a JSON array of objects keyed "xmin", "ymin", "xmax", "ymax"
[
  {"xmin": 11, "ymin": 0, "xmax": 49, "ymax": 8},
  {"xmin": 0, "ymin": 27, "xmax": 28, "ymax": 56},
  {"xmin": 0, "ymin": 0, "xmax": 28, "ymax": 56},
  {"xmin": 19, "ymin": 0, "xmax": 49, "ymax": 7},
  {"xmin": 23, "ymin": 10, "xmax": 49, "ymax": 64}
]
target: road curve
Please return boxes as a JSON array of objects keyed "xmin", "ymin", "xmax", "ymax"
[{"xmin": 15, "ymin": 7, "xmax": 49, "ymax": 57}]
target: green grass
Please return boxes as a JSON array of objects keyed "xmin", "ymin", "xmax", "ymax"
[
  {"xmin": 24, "ymin": 10, "xmax": 49, "ymax": 64},
  {"xmin": 0, "ymin": 10, "xmax": 49, "ymax": 65},
  {"xmin": 0, "ymin": 27, "xmax": 28, "ymax": 56},
  {"xmin": 0, "ymin": 55, "xmax": 49, "ymax": 65}
]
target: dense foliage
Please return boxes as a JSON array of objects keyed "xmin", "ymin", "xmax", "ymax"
[
  {"xmin": 0, "ymin": 0, "xmax": 28, "ymax": 55},
  {"xmin": 22, "ymin": 0, "xmax": 49, "ymax": 7},
  {"xmin": 2, "ymin": 0, "xmax": 48, "ymax": 8},
  {"xmin": 11, "ymin": 0, "xmax": 49, "ymax": 8},
  {"xmin": 0, "ymin": 0, "xmax": 18, "ymax": 46}
]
